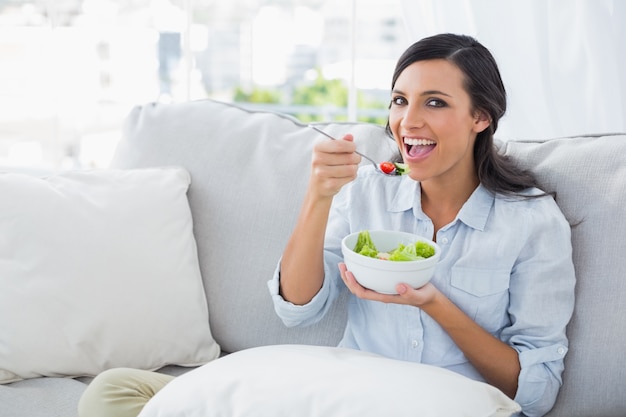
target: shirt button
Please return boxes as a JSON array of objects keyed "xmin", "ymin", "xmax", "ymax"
[
  {"xmin": 557, "ymin": 347, "xmax": 566, "ymax": 355},
  {"xmin": 411, "ymin": 340, "xmax": 420, "ymax": 348},
  {"xmin": 440, "ymin": 237, "xmax": 449, "ymax": 244}
]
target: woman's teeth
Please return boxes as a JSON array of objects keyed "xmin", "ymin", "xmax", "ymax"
[{"xmin": 404, "ymin": 138, "xmax": 436, "ymax": 146}]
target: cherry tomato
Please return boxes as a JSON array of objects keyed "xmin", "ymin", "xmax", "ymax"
[{"xmin": 379, "ymin": 161, "xmax": 396, "ymax": 174}]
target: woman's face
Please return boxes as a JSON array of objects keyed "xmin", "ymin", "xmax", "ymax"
[{"xmin": 388, "ymin": 59, "xmax": 489, "ymax": 186}]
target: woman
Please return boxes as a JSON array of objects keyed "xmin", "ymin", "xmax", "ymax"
[{"xmin": 269, "ymin": 33, "xmax": 575, "ymax": 417}]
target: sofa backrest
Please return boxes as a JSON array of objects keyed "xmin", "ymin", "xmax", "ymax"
[
  {"xmin": 110, "ymin": 99, "xmax": 398, "ymax": 353},
  {"xmin": 111, "ymin": 99, "xmax": 626, "ymax": 417}
]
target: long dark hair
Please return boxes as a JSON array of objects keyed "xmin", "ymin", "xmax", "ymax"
[{"xmin": 386, "ymin": 33, "xmax": 540, "ymax": 197}]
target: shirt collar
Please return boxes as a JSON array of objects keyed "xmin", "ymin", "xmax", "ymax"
[
  {"xmin": 457, "ymin": 184, "xmax": 494, "ymax": 231},
  {"xmin": 388, "ymin": 178, "xmax": 494, "ymax": 231}
]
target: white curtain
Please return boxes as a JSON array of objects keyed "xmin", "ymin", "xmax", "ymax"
[{"xmin": 400, "ymin": 0, "xmax": 626, "ymax": 140}]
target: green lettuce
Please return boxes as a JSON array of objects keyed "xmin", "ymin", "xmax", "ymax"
[
  {"xmin": 353, "ymin": 230, "xmax": 435, "ymax": 261},
  {"xmin": 354, "ymin": 230, "xmax": 378, "ymax": 258},
  {"xmin": 388, "ymin": 241, "xmax": 435, "ymax": 261}
]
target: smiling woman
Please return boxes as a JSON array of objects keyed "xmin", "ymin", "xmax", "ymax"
[
  {"xmin": 272, "ymin": 33, "xmax": 576, "ymax": 417},
  {"xmin": 386, "ymin": 35, "xmax": 539, "ymax": 200}
]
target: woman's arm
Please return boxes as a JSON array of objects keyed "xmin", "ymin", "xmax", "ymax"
[
  {"xmin": 339, "ymin": 264, "xmax": 520, "ymax": 398},
  {"xmin": 416, "ymin": 287, "xmax": 520, "ymax": 398},
  {"xmin": 279, "ymin": 134, "xmax": 360, "ymax": 305}
]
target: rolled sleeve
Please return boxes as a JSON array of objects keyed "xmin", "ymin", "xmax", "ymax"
[
  {"xmin": 267, "ymin": 256, "xmax": 342, "ymax": 328},
  {"xmin": 514, "ymin": 344, "xmax": 568, "ymax": 416}
]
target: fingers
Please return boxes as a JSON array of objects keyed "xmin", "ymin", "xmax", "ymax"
[
  {"xmin": 310, "ymin": 134, "xmax": 360, "ymax": 196},
  {"xmin": 339, "ymin": 262, "xmax": 364, "ymax": 294},
  {"xmin": 339, "ymin": 263, "xmax": 395, "ymax": 303},
  {"xmin": 339, "ymin": 263, "xmax": 440, "ymax": 307},
  {"xmin": 395, "ymin": 282, "xmax": 439, "ymax": 306},
  {"xmin": 312, "ymin": 134, "xmax": 360, "ymax": 167}
]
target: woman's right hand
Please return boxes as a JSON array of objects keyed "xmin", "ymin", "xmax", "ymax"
[{"xmin": 309, "ymin": 133, "xmax": 361, "ymax": 199}]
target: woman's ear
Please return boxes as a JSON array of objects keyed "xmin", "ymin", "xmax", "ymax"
[{"xmin": 473, "ymin": 110, "xmax": 491, "ymax": 133}]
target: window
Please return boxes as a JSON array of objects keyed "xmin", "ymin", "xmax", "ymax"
[{"xmin": 0, "ymin": 0, "xmax": 408, "ymax": 169}]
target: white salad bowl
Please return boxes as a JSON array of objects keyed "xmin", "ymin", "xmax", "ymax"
[{"xmin": 341, "ymin": 230, "xmax": 441, "ymax": 295}]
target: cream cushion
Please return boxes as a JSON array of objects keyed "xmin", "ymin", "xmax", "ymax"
[
  {"xmin": 139, "ymin": 344, "xmax": 521, "ymax": 417},
  {"xmin": 0, "ymin": 166, "xmax": 220, "ymax": 383}
]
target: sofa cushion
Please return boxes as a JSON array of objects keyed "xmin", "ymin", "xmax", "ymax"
[
  {"xmin": 110, "ymin": 100, "xmax": 398, "ymax": 353},
  {"xmin": 0, "ymin": 377, "xmax": 87, "ymax": 417},
  {"xmin": 138, "ymin": 344, "xmax": 521, "ymax": 417},
  {"xmin": 500, "ymin": 134, "xmax": 626, "ymax": 416},
  {"xmin": 0, "ymin": 167, "xmax": 220, "ymax": 383}
]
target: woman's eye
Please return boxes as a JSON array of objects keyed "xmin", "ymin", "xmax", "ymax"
[
  {"xmin": 391, "ymin": 96, "xmax": 406, "ymax": 106},
  {"xmin": 426, "ymin": 98, "xmax": 446, "ymax": 107}
]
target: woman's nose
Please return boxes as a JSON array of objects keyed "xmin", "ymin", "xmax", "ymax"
[{"xmin": 400, "ymin": 105, "xmax": 424, "ymax": 130}]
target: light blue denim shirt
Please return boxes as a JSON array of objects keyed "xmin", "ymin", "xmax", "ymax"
[{"xmin": 268, "ymin": 165, "xmax": 575, "ymax": 417}]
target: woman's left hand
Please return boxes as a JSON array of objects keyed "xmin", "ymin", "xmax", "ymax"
[{"xmin": 338, "ymin": 262, "xmax": 439, "ymax": 307}]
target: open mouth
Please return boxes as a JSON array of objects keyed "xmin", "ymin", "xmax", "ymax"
[{"xmin": 404, "ymin": 137, "xmax": 436, "ymax": 158}]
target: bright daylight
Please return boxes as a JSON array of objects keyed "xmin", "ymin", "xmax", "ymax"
[
  {"xmin": 1, "ymin": 1, "xmax": 625, "ymax": 417},
  {"xmin": 1, "ymin": 0, "xmax": 408, "ymax": 168}
]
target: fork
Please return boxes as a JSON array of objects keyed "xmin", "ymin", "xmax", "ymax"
[{"xmin": 308, "ymin": 125, "xmax": 396, "ymax": 176}]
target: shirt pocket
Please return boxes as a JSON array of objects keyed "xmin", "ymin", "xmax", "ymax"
[{"xmin": 450, "ymin": 266, "xmax": 511, "ymax": 333}]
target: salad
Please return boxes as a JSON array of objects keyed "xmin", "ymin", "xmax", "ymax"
[
  {"xmin": 379, "ymin": 162, "xmax": 410, "ymax": 176},
  {"xmin": 353, "ymin": 230, "xmax": 435, "ymax": 261}
]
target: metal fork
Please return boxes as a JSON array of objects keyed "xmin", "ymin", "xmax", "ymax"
[{"xmin": 308, "ymin": 125, "xmax": 396, "ymax": 176}]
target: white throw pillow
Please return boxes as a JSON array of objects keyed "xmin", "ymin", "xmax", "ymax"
[
  {"xmin": 0, "ymin": 167, "xmax": 220, "ymax": 384},
  {"xmin": 139, "ymin": 345, "xmax": 521, "ymax": 417}
]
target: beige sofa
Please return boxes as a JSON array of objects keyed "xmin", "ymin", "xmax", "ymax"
[{"xmin": 1, "ymin": 99, "xmax": 624, "ymax": 417}]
